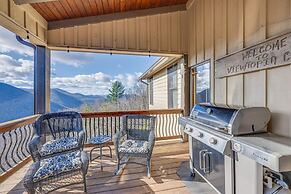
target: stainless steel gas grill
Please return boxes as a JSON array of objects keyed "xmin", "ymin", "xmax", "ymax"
[{"xmin": 179, "ymin": 103, "xmax": 271, "ymax": 194}]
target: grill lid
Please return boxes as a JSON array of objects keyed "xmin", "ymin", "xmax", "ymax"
[{"xmin": 189, "ymin": 103, "xmax": 271, "ymax": 135}]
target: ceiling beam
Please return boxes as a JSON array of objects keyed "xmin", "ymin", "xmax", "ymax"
[
  {"xmin": 14, "ymin": 0, "xmax": 57, "ymax": 5},
  {"xmin": 48, "ymin": 4, "xmax": 186, "ymax": 30}
]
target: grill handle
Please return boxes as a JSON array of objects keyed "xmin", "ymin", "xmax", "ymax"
[
  {"xmin": 199, "ymin": 149, "xmax": 208, "ymax": 171},
  {"xmin": 203, "ymin": 151, "xmax": 213, "ymax": 174}
]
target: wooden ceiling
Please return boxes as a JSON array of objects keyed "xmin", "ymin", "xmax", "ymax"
[{"xmin": 31, "ymin": 0, "xmax": 188, "ymax": 22}]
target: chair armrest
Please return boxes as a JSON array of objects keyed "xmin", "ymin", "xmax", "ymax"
[
  {"xmin": 147, "ymin": 130, "xmax": 155, "ymax": 154},
  {"xmin": 113, "ymin": 130, "xmax": 126, "ymax": 148},
  {"xmin": 78, "ymin": 130, "xmax": 85, "ymax": 149},
  {"xmin": 28, "ymin": 135, "xmax": 42, "ymax": 161}
]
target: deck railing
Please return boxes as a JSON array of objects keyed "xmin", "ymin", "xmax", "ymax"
[
  {"xmin": 0, "ymin": 115, "xmax": 39, "ymax": 182},
  {"xmin": 81, "ymin": 109, "xmax": 184, "ymax": 143},
  {"xmin": 0, "ymin": 108, "xmax": 183, "ymax": 182}
]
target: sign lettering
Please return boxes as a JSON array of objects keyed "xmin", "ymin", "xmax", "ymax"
[{"xmin": 215, "ymin": 33, "xmax": 291, "ymax": 78}]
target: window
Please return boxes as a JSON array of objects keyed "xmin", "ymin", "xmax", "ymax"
[
  {"xmin": 193, "ymin": 61, "xmax": 210, "ymax": 104},
  {"xmin": 0, "ymin": 26, "xmax": 34, "ymax": 123},
  {"xmin": 148, "ymin": 77, "xmax": 153, "ymax": 105},
  {"xmin": 168, "ymin": 64, "xmax": 178, "ymax": 108}
]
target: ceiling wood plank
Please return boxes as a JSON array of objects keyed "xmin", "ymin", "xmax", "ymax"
[
  {"xmin": 73, "ymin": 0, "xmax": 88, "ymax": 16},
  {"xmin": 52, "ymin": 1, "xmax": 70, "ymax": 19},
  {"xmin": 60, "ymin": 0, "xmax": 77, "ymax": 18},
  {"xmin": 31, "ymin": 0, "xmax": 187, "ymax": 22},
  {"xmin": 65, "ymin": 0, "xmax": 82, "ymax": 18},
  {"xmin": 14, "ymin": 0, "xmax": 56, "ymax": 5},
  {"xmin": 31, "ymin": 3, "xmax": 50, "ymax": 19},
  {"xmin": 114, "ymin": 0, "xmax": 120, "ymax": 12},
  {"xmin": 102, "ymin": 0, "xmax": 110, "ymax": 14},
  {"xmin": 82, "ymin": 0, "xmax": 94, "ymax": 16},
  {"xmin": 88, "ymin": 0, "xmax": 99, "ymax": 15},
  {"xmin": 49, "ymin": 3, "xmax": 186, "ymax": 29}
]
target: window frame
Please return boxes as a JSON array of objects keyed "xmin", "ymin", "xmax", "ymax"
[
  {"xmin": 167, "ymin": 64, "xmax": 178, "ymax": 109},
  {"xmin": 191, "ymin": 60, "xmax": 211, "ymax": 105}
]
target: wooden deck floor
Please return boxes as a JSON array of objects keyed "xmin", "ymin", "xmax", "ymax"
[{"xmin": 1, "ymin": 140, "xmax": 190, "ymax": 194}]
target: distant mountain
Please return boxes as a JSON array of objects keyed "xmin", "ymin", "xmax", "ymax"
[
  {"xmin": 0, "ymin": 83, "xmax": 105, "ymax": 123},
  {"xmin": 51, "ymin": 88, "xmax": 104, "ymax": 110},
  {"xmin": 0, "ymin": 83, "xmax": 34, "ymax": 122}
]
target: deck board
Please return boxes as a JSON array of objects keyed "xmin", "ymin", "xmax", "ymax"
[{"xmin": 1, "ymin": 139, "xmax": 189, "ymax": 194}]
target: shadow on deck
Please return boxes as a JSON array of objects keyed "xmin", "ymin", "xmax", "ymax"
[{"xmin": 1, "ymin": 139, "xmax": 190, "ymax": 194}]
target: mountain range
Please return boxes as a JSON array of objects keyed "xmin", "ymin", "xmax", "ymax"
[{"xmin": 0, "ymin": 82, "xmax": 105, "ymax": 123}]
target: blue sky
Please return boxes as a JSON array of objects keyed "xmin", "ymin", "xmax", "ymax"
[{"xmin": 0, "ymin": 25, "xmax": 159, "ymax": 95}]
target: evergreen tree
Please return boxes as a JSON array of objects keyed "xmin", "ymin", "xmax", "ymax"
[{"xmin": 107, "ymin": 81, "xmax": 125, "ymax": 102}]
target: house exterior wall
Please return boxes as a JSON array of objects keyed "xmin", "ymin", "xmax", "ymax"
[
  {"xmin": 0, "ymin": 0, "xmax": 47, "ymax": 45},
  {"xmin": 47, "ymin": 10, "xmax": 188, "ymax": 55},
  {"xmin": 187, "ymin": 0, "xmax": 291, "ymax": 137},
  {"xmin": 149, "ymin": 61, "xmax": 184, "ymax": 109}
]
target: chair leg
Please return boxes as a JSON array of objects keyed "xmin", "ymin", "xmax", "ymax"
[
  {"xmin": 147, "ymin": 158, "xmax": 151, "ymax": 178},
  {"xmin": 108, "ymin": 145, "xmax": 112, "ymax": 158},
  {"xmin": 115, "ymin": 155, "xmax": 120, "ymax": 174},
  {"xmin": 83, "ymin": 174, "xmax": 87, "ymax": 193}
]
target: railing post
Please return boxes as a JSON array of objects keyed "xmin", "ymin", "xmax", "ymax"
[
  {"xmin": 34, "ymin": 46, "xmax": 51, "ymax": 114},
  {"xmin": 182, "ymin": 55, "xmax": 189, "ymax": 143}
]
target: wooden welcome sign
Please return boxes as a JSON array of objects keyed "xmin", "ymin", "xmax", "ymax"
[{"xmin": 215, "ymin": 32, "xmax": 291, "ymax": 78}]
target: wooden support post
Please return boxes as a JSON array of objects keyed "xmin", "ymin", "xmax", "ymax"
[
  {"xmin": 182, "ymin": 54, "xmax": 190, "ymax": 143},
  {"xmin": 34, "ymin": 46, "xmax": 50, "ymax": 114}
]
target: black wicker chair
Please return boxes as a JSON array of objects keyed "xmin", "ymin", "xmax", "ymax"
[
  {"xmin": 29, "ymin": 111, "xmax": 85, "ymax": 161},
  {"xmin": 23, "ymin": 111, "xmax": 88, "ymax": 194},
  {"xmin": 113, "ymin": 115, "xmax": 156, "ymax": 177}
]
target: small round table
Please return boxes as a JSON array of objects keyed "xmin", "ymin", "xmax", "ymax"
[{"xmin": 89, "ymin": 135, "xmax": 112, "ymax": 171}]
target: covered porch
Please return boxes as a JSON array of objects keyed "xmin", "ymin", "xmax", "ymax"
[
  {"xmin": 1, "ymin": 0, "xmax": 291, "ymax": 193},
  {"xmin": 1, "ymin": 139, "xmax": 195, "ymax": 194}
]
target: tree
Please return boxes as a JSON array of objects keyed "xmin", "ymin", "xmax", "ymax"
[
  {"xmin": 80, "ymin": 103, "xmax": 94, "ymax": 112},
  {"xmin": 107, "ymin": 81, "xmax": 125, "ymax": 102}
]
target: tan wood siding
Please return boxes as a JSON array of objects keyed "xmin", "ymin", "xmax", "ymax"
[
  {"xmin": 187, "ymin": 0, "xmax": 291, "ymax": 137},
  {"xmin": 47, "ymin": 10, "xmax": 187, "ymax": 55},
  {"xmin": 0, "ymin": 0, "xmax": 47, "ymax": 45},
  {"xmin": 149, "ymin": 69, "xmax": 168, "ymax": 109},
  {"xmin": 149, "ymin": 63, "xmax": 184, "ymax": 110}
]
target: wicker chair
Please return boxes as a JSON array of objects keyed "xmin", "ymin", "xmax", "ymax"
[
  {"xmin": 23, "ymin": 111, "xmax": 88, "ymax": 194},
  {"xmin": 113, "ymin": 115, "xmax": 156, "ymax": 177},
  {"xmin": 29, "ymin": 111, "xmax": 85, "ymax": 161}
]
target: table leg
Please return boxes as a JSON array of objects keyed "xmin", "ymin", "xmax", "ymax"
[{"xmin": 100, "ymin": 144, "xmax": 103, "ymax": 171}]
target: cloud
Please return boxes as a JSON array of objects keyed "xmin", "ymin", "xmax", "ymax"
[
  {"xmin": 0, "ymin": 54, "xmax": 34, "ymax": 88},
  {"xmin": 114, "ymin": 72, "xmax": 142, "ymax": 89},
  {"xmin": 0, "ymin": 26, "xmax": 34, "ymax": 56},
  {"xmin": 51, "ymin": 51, "xmax": 94, "ymax": 67},
  {"xmin": 51, "ymin": 72, "xmax": 142, "ymax": 95},
  {"xmin": 51, "ymin": 72, "xmax": 112, "ymax": 95},
  {"xmin": 196, "ymin": 65, "xmax": 210, "ymax": 92}
]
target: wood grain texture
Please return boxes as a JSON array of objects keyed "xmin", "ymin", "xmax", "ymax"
[
  {"xmin": 187, "ymin": 0, "xmax": 291, "ymax": 137},
  {"xmin": 0, "ymin": 115, "xmax": 39, "ymax": 133},
  {"xmin": 31, "ymin": 0, "xmax": 188, "ymax": 21},
  {"xmin": 1, "ymin": 140, "xmax": 190, "ymax": 194}
]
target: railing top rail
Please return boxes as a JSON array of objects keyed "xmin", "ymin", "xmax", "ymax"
[
  {"xmin": 0, "ymin": 114, "xmax": 40, "ymax": 133},
  {"xmin": 81, "ymin": 108, "xmax": 184, "ymax": 118}
]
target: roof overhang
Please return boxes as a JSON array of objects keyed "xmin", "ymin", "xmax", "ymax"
[{"xmin": 139, "ymin": 56, "xmax": 182, "ymax": 80}]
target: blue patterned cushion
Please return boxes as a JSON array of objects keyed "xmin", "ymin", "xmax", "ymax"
[
  {"xmin": 40, "ymin": 137, "xmax": 78, "ymax": 156},
  {"xmin": 119, "ymin": 140, "xmax": 149, "ymax": 154},
  {"xmin": 33, "ymin": 151, "xmax": 82, "ymax": 182},
  {"xmin": 89, "ymin": 135, "xmax": 111, "ymax": 145}
]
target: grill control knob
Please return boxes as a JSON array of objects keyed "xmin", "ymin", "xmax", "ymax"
[
  {"xmin": 209, "ymin": 138, "xmax": 217, "ymax": 145},
  {"xmin": 198, "ymin": 132, "xmax": 204, "ymax": 138},
  {"xmin": 187, "ymin": 127, "xmax": 193, "ymax": 132}
]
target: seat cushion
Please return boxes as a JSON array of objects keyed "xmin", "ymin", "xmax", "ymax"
[
  {"xmin": 89, "ymin": 135, "xmax": 111, "ymax": 145},
  {"xmin": 33, "ymin": 151, "xmax": 82, "ymax": 182},
  {"xmin": 119, "ymin": 140, "xmax": 149, "ymax": 154},
  {"xmin": 40, "ymin": 137, "xmax": 78, "ymax": 156}
]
